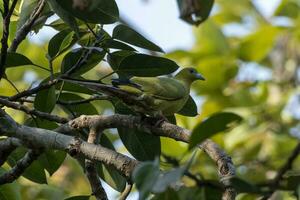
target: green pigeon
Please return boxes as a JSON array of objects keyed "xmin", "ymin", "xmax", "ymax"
[
  {"xmin": 61, "ymin": 67, "xmax": 205, "ymax": 117},
  {"xmin": 112, "ymin": 67, "xmax": 205, "ymax": 116}
]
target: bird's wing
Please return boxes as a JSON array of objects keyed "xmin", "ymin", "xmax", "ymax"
[{"xmin": 127, "ymin": 77, "xmax": 187, "ymax": 101}]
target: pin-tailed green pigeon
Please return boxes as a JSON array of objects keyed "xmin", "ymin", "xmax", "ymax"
[{"xmin": 61, "ymin": 67, "xmax": 205, "ymax": 117}]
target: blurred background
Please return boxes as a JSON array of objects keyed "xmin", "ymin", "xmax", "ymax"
[{"xmin": 1, "ymin": 0, "xmax": 300, "ymax": 199}]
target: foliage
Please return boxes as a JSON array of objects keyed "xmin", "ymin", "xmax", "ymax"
[{"xmin": 0, "ymin": 0, "xmax": 300, "ymax": 200}]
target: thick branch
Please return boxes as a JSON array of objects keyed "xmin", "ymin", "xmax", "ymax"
[
  {"xmin": 0, "ymin": 149, "xmax": 40, "ymax": 185},
  {"xmin": 70, "ymin": 114, "xmax": 236, "ymax": 199},
  {"xmin": 0, "ymin": 111, "xmax": 235, "ymax": 199},
  {"xmin": 0, "ymin": 118, "xmax": 139, "ymax": 179}
]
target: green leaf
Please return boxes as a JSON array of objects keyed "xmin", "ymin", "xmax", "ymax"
[
  {"xmin": 5, "ymin": 52, "xmax": 34, "ymax": 68},
  {"xmin": 176, "ymin": 187, "xmax": 203, "ymax": 200},
  {"xmin": 195, "ymin": 20, "xmax": 229, "ymax": 56},
  {"xmin": 274, "ymin": 0, "xmax": 300, "ymax": 19},
  {"xmin": 238, "ymin": 26, "xmax": 280, "ymax": 62},
  {"xmin": 107, "ymin": 50, "xmax": 135, "ymax": 70},
  {"xmin": 115, "ymin": 101, "xmax": 161, "ymax": 161},
  {"xmin": 230, "ymin": 177, "xmax": 260, "ymax": 193},
  {"xmin": 202, "ymin": 187, "xmax": 223, "ymax": 200},
  {"xmin": 118, "ymin": 128, "xmax": 161, "ymax": 161},
  {"xmin": 282, "ymin": 173, "xmax": 300, "ymax": 190},
  {"xmin": 59, "ymin": 81, "xmax": 94, "ymax": 95},
  {"xmin": 177, "ymin": 95, "xmax": 198, "ymax": 116},
  {"xmin": 64, "ymin": 195, "xmax": 90, "ymax": 200},
  {"xmin": 97, "ymin": 134, "xmax": 126, "ymax": 192},
  {"xmin": 47, "ymin": 18, "xmax": 70, "ymax": 31},
  {"xmin": 189, "ymin": 112, "xmax": 242, "ymax": 149},
  {"xmin": 117, "ymin": 54, "xmax": 180, "ymax": 77},
  {"xmin": 56, "ymin": 0, "xmax": 119, "ymax": 24},
  {"xmin": 58, "ymin": 93, "xmax": 98, "ymax": 116},
  {"xmin": 151, "ymin": 188, "xmax": 181, "ymax": 200},
  {"xmin": 132, "ymin": 159, "xmax": 160, "ymax": 200},
  {"xmin": 7, "ymin": 148, "xmax": 47, "ymax": 184},
  {"xmin": 34, "ymin": 85, "xmax": 56, "ymax": 113},
  {"xmin": 166, "ymin": 115, "xmax": 177, "ymax": 125},
  {"xmin": 0, "ymin": 168, "xmax": 21, "ymax": 200},
  {"xmin": 177, "ymin": 0, "xmax": 214, "ymax": 25},
  {"xmin": 48, "ymin": 29, "xmax": 75, "ymax": 59},
  {"xmin": 113, "ymin": 24, "xmax": 163, "ymax": 52},
  {"xmin": 39, "ymin": 150, "xmax": 66, "ymax": 176},
  {"xmin": 61, "ymin": 47, "xmax": 105, "ymax": 75},
  {"xmin": 152, "ymin": 167, "xmax": 186, "ymax": 193},
  {"xmin": 25, "ymin": 117, "xmax": 58, "ymax": 130},
  {"xmin": 47, "ymin": 0, "xmax": 80, "ymax": 36},
  {"xmin": 103, "ymin": 39, "xmax": 136, "ymax": 51}
]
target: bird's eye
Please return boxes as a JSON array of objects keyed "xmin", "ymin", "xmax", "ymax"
[{"xmin": 189, "ymin": 69, "xmax": 194, "ymax": 73}]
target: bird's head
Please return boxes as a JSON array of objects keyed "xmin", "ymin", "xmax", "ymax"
[{"xmin": 175, "ymin": 67, "xmax": 205, "ymax": 83}]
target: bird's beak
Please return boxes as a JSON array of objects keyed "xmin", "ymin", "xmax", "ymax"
[{"xmin": 196, "ymin": 73, "xmax": 205, "ymax": 81}]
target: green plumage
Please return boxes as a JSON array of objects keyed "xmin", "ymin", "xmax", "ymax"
[
  {"xmin": 115, "ymin": 67, "xmax": 205, "ymax": 116},
  {"xmin": 61, "ymin": 67, "xmax": 204, "ymax": 117}
]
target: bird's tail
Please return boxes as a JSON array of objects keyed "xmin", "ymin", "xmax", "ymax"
[{"xmin": 59, "ymin": 77, "xmax": 147, "ymax": 105}]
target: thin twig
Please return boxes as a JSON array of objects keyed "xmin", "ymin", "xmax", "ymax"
[
  {"xmin": 0, "ymin": 149, "xmax": 41, "ymax": 185},
  {"xmin": 162, "ymin": 154, "xmax": 223, "ymax": 190},
  {"xmin": 119, "ymin": 184, "xmax": 133, "ymax": 200},
  {"xmin": 0, "ymin": 0, "xmax": 19, "ymax": 80},
  {"xmin": 0, "ymin": 137, "xmax": 22, "ymax": 166},
  {"xmin": 99, "ymin": 71, "xmax": 115, "ymax": 81},
  {"xmin": 0, "ymin": 97, "xmax": 69, "ymax": 123},
  {"xmin": 8, "ymin": 79, "xmax": 59, "ymax": 101},
  {"xmin": 58, "ymin": 95, "xmax": 111, "ymax": 105},
  {"xmin": 185, "ymin": 171, "xmax": 223, "ymax": 190},
  {"xmin": 85, "ymin": 23, "xmax": 98, "ymax": 39},
  {"xmin": 261, "ymin": 142, "xmax": 300, "ymax": 199},
  {"xmin": 4, "ymin": 77, "xmax": 20, "ymax": 93},
  {"xmin": 85, "ymin": 129, "xmax": 108, "ymax": 200},
  {"xmin": 9, "ymin": 0, "xmax": 46, "ymax": 52}
]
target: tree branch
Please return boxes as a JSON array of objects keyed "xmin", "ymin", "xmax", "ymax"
[
  {"xmin": 119, "ymin": 183, "xmax": 133, "ymax": 200},
  {"xmin": 261, "ymin": 142, "xmax": 300, "ymax": 199},
  {"xmin": 0, "ymin": 97, "xmax": 69, "ymax": 123},
  {"xmin": 0, "ymin": 111, "xmax": 139, "ymax": 179},
  {"xmin": 8, "ymin": 79, "xmax": 59, "ymax": 101},
  {"xmin": 0, "ymin": 0, "xmax": 18, "ymax": 80},
  {"xmin": 58, "ymin": 95, "xmax": 111, "ymax": 106},
  {"xmin": 9, "ymin": 0, "xmax": 47, "ymax": 52},
  {"xmin": 69, "ymin": 114, "xmax": 236, "ymax": 199},
  {"xmin": 162, "ymin": 154, "xmax": 223, "ymax": 190},
  {"xmin": 0, "ymin": 137, "xmax": 22, "ymax": 166},
  {"xmin": 0, "ymin": 110, "xmax": 236, "ymax": 199},
  {"xmin": 0, "ymin": 149, "xmax": 41, "ymax": 185},
  {"xmin": 85, "ymin": 129, "xmax": 108, "ymax": 200}
]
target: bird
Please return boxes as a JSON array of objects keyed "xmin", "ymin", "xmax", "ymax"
[
  {"xmin": 112, "ymin": 67, "xmax": 205, "ymax": 116},
  {"xmin": 60, "ymin": 67, "xmax": 205, "ymax": 117}
]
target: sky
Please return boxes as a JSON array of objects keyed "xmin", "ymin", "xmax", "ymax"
[{"xmin": 31, "ymin": 0, "xmax": 281, "ymax": 52}]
